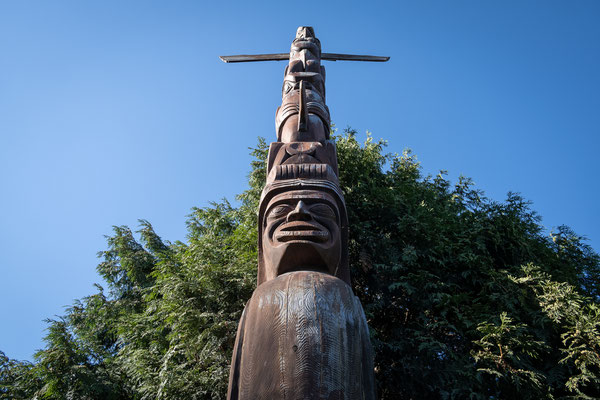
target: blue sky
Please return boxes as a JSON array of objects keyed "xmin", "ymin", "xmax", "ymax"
[{"xmin": 1, "ymin": 1, "xmax": 599, "ymax": 361}]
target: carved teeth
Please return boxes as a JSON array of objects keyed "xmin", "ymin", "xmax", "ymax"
[
  {"xmin": 275, "ymin": 220, "xmax": 329, "ymax": 242},
  {"xmin": 275, "ymin": 230, "xmax": 329, "ymax": 243},
  {"xmin": 281, "ymin": 225, "xmax": 316, "ymax": 231}
]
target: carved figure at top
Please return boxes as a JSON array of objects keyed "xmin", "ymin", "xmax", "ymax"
[
  {"xmin": 276, "ymin": 27, "xmax": 330, "ymax": 143},
  {"xmin": 288, "ymin": 26, "xmax": 324, "ymax": 78}
]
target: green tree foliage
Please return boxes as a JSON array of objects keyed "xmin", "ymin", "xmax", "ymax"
[
  {"xmin": 1, "ymin": 130, "xmax": 598, "ymax": 399},
  {"xmin": 1, "ymin": 351, "xmax": 40, "ymax": 399}
]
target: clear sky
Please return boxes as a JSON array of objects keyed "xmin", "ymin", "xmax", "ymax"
[{"xmin": 1, "ymin": 1, "xmax": 599, "ymax": 361}]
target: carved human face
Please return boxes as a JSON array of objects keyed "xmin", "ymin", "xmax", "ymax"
[{"xmin": 262, "ymin": 190, "xmax": 341, "ymax": 282}]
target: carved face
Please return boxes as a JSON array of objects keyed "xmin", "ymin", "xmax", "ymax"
[
  {"xmin": 262, "ymin": 190, "xmax": 341, "ymax": 282},
  {"xmin": 276, "ymin": 87, "xmax": 330, "ymax": 143},
  {"xmin": 289, "ymin": 39, "xmax": 321, "ymax": 74}
]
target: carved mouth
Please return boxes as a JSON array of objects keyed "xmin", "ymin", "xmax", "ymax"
[{"xmin": 274, "ymin": 221, "xmax": 329, "ymax": 243}]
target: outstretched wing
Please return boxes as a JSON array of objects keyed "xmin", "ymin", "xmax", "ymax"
[{"xmin": 219, "ymin": 53, "xmax": 389, "ymax": 63}]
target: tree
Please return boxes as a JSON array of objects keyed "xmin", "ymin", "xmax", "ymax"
[{"xmin": 1, "ymin": 129, "xmax": 598, "ymax": 399}]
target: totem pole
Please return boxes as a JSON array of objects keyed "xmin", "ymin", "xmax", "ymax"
[{"xmin": 221, "ymin": 27, "xmax": 388, "ymax": 400}]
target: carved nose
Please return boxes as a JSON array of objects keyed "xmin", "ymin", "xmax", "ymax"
[
  {"xmin": 286, "ymin": 200, "xmax": 311, "ymax": 222},
  {"xmin": 299, "ymin": 49, "xmax": 308, "ymax": 69}
]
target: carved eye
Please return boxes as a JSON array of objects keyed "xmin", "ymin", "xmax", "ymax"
[
  {"xmin": 310, "ymin": 204, "xmax": 336, "ymax": 220},
  {"xmin": 268, "ymin": 205, "xmax": 293, "ymax": 219},
  {"xmin": 284, "ymin": 81, "xmax": 294, "ymax": 94}
]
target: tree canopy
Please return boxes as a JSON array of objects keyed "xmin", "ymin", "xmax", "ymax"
[{"xmin": 2, "ymin": 129, "xmax": 599, "ymax": 399}]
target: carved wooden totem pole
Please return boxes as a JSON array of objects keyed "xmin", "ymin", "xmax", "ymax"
[{"xmin": 222, "ymin": 27, "xmax": 388, "ymax": 400}]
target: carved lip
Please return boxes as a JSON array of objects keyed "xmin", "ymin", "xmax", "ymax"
[{"xmin": 275, "ymin": 221, "xmax": 329, "ymax": 243}]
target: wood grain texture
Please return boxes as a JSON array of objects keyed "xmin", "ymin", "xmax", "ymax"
[{"xmin": 227, "ymin": 271, "xmax": 376, "ymax": 400}]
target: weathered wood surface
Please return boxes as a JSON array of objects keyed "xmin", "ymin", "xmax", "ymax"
[{"xmin": 227, "ymin": 271, "xmax": 376, "ymax": 400}]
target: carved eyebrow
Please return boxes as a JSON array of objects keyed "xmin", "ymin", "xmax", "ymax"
[
  {"xmin": 268, "ymin": 198, "xmax": 333, "ymax": 208},
  {"xmin": 267, "ymin": 199, "xmax": 339, "ymax": 220}
]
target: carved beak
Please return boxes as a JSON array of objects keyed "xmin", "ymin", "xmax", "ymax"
[{"xmin": 297, "ymin": 80, "xmax": 308, "ymax": 132}]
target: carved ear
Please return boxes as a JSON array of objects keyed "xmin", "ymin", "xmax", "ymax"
[{"xmin": 297, "ymin": 81, "xmax": 308, "ymax": 132}]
